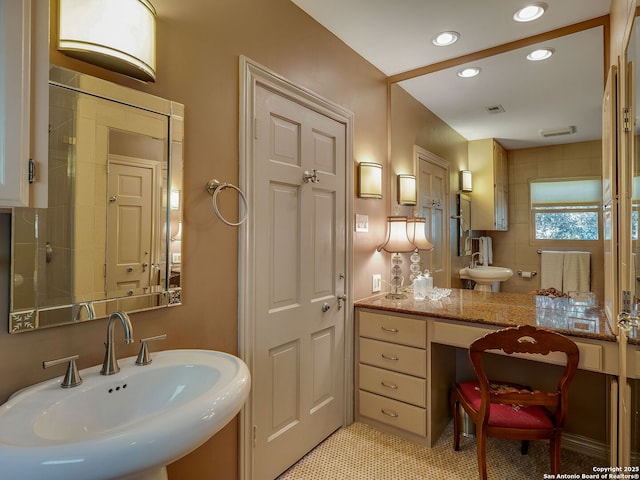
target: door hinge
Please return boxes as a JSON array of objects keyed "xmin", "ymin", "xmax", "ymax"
[
  {"xmin": 28, "ymin": 159, "xmax": 35, "ymax": 184},
  {"xmin": 252, "ymin": 425, "xmax": 257, "ymax": 448},
  {"xmin": 624, "ymin": 107, "xmax": 632, "ymax": 133}
]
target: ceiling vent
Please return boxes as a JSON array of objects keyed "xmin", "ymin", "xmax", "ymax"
[
  {"xmin": 485, "ymin": 104, "xmax": 505, "ymax": 114},
  {"xmin": 539, "ymin": 125, "xmax": 576, "ymax": 137}
]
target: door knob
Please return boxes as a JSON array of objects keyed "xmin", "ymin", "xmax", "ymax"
[{"xmin": 322, "ymin": 303, "xmax": 331, "ymax": 312}]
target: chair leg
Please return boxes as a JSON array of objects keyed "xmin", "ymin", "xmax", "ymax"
[
  {"xmin": 452, "ymin": 393, "xmax": 461, "ymax": 451},
  {"xmin": 476, "ymin": 431, "xmax": 488, "ymax": 480},
  {"xmin": 550, "ymin": 434, "xmax": 561, "ymax": 474},
  {"xmin": 521, "ymin": 440, "xmax": 529, "ymax": 455}
]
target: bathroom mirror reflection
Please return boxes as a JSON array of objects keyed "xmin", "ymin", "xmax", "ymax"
[
  {"xmin": 457, "ymin": 193, "xmax": 471, "ymax": 257},
  {"xmin": 9, "ymin": 66, "xmax": 184, "ymax": 333}
]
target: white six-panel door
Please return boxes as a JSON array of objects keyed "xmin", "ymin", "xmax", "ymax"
[{"xmin": 251, "ymin": 83, "xmax": 347, "ymax": 480}]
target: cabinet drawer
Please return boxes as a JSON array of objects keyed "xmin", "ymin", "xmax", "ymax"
[
  {"xmin": 359, "ymin": 363, "xmax": 426, "ymax": 407},
  {"xmin": 359, "ymin": 311, "xmax": 426, "ymax": 348},
  {"xmin": 359, "ymin": 390, "xmax": 426, "ymax": 437},
  {"xmin": 359, "ymin": 337, "xmax": 426, "ymax": 378}
]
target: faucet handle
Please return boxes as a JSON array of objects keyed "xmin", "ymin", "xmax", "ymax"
[
  {"xmin": 135, "ymin": 334, "xmax": 167, "ymax": 366},
  {"xmin": 43, "ymin": 354, "xmax": 83, "ymax": 388}
]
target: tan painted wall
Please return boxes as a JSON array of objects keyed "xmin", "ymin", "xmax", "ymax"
[{"xmin": 0, "ymin": 1, "xmax": 389, "ymax": 479}]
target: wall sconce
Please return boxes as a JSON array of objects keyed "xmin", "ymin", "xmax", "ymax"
[
  {"xmin": 170, "ymin": 189, "xmax": 181, "ymax": 210},
  {"xmin": 358, "ymin": 162, "xmax": 383, "ymax": 198},
  {"xmin": 397, "ymin": 174, "xmax": 417, "ymax": 205},
  {"xmin": 460, "ymin": 170, "xmax": 473, "ymax": 192},
  {"xmin": 377, "ymin": 216, "xmax": 415, "ymax": 299},
  {"xmin": 58, "ymin": 0, "xmax": 157, "ymax": 82}
]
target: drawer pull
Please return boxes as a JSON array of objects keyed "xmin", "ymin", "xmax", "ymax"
[
  {"xmin": 381, "ymin": 408, "xmax": 398, "ymax": 418},
  {"xmin": 381, "ymin": 353, "xmax": 399, "ymax": 361},
  {"xmin": 381, "ymin": 326, "xmax": 399, "ymax": 333},
  {"xmin": 380, "ymin": 381, "xmax": 398, "ymax": 390}
]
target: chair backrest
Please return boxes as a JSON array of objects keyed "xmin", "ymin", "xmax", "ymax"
[{"xmin": 469, "ymin": 324, "xmax": 580, "ymax": 427}]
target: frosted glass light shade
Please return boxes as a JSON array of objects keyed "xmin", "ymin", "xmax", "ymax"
[
  {"xmin": 377, "ymin": 216, "xmax": 415, "ymax": 253},
  {"xmin": 461, "ymin": 170, "xmax": 473, "ymax": 192},
  {"xmin": 406, "ymin": 218, "xmax": 434, "ymax": 251},
  {"xmin": 58, "ymin": 0, "xmax": 157, "ymax": 81},
  {"xmin": 397, "ymin": 174, "xmax": 417, "ymax": 205},
  {"xmin": 358, "ymin": 162, "xmax": 382, "ymax": 198}
]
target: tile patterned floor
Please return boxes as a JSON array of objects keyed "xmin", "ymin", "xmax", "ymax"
[{"xmin": 278, "ymin": 421, "xmax": 603, "ymax": 479}]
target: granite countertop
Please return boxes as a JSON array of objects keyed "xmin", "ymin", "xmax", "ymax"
[{"xmin": 354, "ymin": 289, "xmax": 628, "ymax": 344}]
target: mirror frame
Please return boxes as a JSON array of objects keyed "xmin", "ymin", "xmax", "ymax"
[{"xmin": 9, "ymin": 66, "xmax": 184, "ymax": 333}]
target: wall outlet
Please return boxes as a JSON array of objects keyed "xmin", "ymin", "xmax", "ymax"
[{"xmin": 372, "ymin": 274, "xmax": 382, "ymax": 293}]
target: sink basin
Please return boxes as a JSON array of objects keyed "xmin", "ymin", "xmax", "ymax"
[
  {"xmin": 459, "ymin": 266, "xmax": 514, "ymax": 291},
  {"xmin": 0, "ymin": 349, "xmax": 251, "ymax": 480}
]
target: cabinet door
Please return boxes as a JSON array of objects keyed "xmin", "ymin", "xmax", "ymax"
[{"xmin": 0, "ymin": 0, "xmax": 47, "ymax": 208}]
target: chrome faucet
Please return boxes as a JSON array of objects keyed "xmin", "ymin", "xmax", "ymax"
[
  {"xmin": 74, "ymin": 301, "xmax": 95, "ymax": 322},
  {"xmin": 470, "ymin": 252, "xmax": 482, "ymax": 268},
  {"xmin": 100, "ymin": 311, "xmax": 134, "ymax": 375}
]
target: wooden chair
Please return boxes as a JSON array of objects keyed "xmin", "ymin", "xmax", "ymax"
[{"xmin": 450, "ymin": 324, "xmax": 579, "ymax": 480}]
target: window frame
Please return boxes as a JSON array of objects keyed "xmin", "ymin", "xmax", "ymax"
[{"xmin": 529, "ymin": 176, "xmax": 603, "ymax": 246}]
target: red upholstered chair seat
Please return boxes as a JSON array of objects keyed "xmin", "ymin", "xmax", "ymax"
[{"xmin": 457, "ymin": 380, "xmax": 554, "ymax": 429}]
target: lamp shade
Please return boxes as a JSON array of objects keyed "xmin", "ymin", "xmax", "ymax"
[
  {"xmin": 358, "ymin": 162, "xmax": 383, "ymax": 198},
  {"xmin": 58, "ymin": 0, "xmax": 157, "ymax": 81},
  {"xmin": 406, "ymin": 218, "xmax": 434, "ymax": 251},
  {"xmin": 397, "ymin": 174, "xmax": 417, "ymax": 205},
  {"xmin": 377, "ymin": 216, "xmax": 415, "ymax": 253}
]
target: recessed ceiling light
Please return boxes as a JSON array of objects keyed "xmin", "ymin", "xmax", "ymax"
[
  {"xmin": 457, "ymin": 67, "xmax": 481, "ymax": 78},
  {"xmin": 513, "ymin": 3, "xmax": 547, "ymax": 22},
  {"xmin": 527, "ymin": 48, "xmax": 554, "ymax": 61},
  {"xmin": 432, "ymin": 31, "xmax": 459, "ymax": 47}
]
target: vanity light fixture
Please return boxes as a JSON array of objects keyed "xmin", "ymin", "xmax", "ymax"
[
  {"xmin": 397, "ymin": 174, "xmax": 417, "ymax": 206},
  {"xmin": 457, "ymin": 67, "xmax": 481, "ymax": 78},
  {"xmin": 358, "ymin": 162, "xmax": 383, "ymax": 199},
  {"xmin": 377, "ymin": 216, "xmax": 416, "ymax": 299},
  {"xmin": 58, "ymin": 0, "xmax": 157, "ymax": 82},
  {"xmin": 432, "ymin": 31, "xmax": 459, "ymax": 47},
  {"xmin": 513, "ymin": 3, "xmax": 547, "ymax": 23},
  {"xmin": 527, "ymin": 48, "xmax": 554, "ymax": 61},
  {"xmin": 170, "ymin": 190, "xmax": 181, "ymax": 210},
  {"xmin": 460, "ymin": 170, "xmax": 473, "ymax": 192}
]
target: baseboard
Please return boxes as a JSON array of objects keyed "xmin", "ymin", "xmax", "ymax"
[{"xmin": 562, "ymin": 432, "xmax": 609, "ymax": 460}]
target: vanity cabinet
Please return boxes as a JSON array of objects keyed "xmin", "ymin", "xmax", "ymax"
[
  {"xmin": 468, "ymin": 138, "xmax": 508, "ymax": 231},
  {"xmin": 356, "ymin": 310, "xmax": 428, "ymax": 442},
  {"xmin": 0, "ymin": 0, "xmax": 48, "ymax": 208}
]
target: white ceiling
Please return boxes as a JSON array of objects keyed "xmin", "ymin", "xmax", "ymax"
[{"xmin": 290, "ymin": 0, "xmax": 612, "ymax": 149}]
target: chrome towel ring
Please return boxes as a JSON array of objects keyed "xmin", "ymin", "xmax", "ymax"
[{"xmin": 206, "ymin": 179, "xmax": 248, "ymax": 226}]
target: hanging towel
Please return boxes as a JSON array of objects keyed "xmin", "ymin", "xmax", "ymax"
[
  {"xmin": 540, "ymin": 251, "xmax": 564, "ymax": 290},
  {"xmin": 479, "ymin": 236, "xmax": 493, "ymax": 266},
  {"xmin": 562, "ymin": 251, "xmax": 591, "ymax": 292}
]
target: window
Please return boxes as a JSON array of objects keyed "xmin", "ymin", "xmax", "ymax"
[{"xmin": 530, "ymin": 177, "xmax": 602, "ymax": 241}]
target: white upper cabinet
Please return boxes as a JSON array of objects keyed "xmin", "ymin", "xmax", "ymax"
[
  {"xmin": 468, "ymin": 138, "xmax": 509, "ymax": 231},
  {"xmin": 0, "ymin": 0, "xmax": 48, "ymax": 208}
]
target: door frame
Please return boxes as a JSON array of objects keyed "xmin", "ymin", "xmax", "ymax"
[{"xmin": 238, "ymin": 56, "xmax": 354, "ymax": 480}]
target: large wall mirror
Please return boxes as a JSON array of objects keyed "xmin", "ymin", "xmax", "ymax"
[
  {"xmin": 390, "ymin": 22, "xmax": 606, "ymax": 296},
  {"xmin": 9, "ymin": 66, "xmax": 183, "ymax": 333}
]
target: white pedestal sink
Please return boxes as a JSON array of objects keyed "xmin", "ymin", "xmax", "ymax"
[
  {"xmin": 0, "ymin": 350, "xmax": 251, "ymax": 480},
  {"xmin": 459, "ymin": 266, "xmax": 514, "ymax": 292}
]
